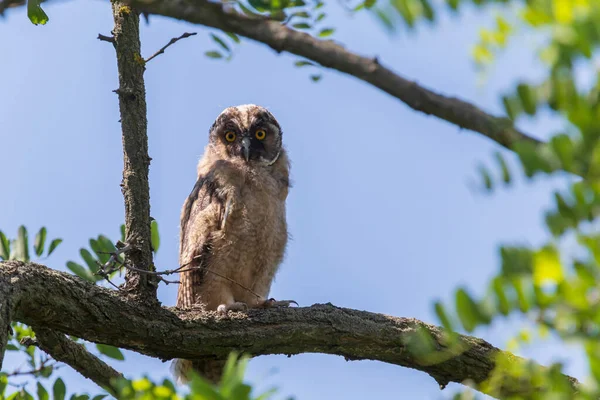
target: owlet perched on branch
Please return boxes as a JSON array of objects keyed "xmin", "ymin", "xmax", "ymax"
[{"xmin": 172, "ymin": 104, "xmax": 295, "ymax": 384}]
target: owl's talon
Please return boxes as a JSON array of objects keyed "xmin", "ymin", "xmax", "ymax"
[{"xmin": 261, "ymin": 298, "xmax": 298, "ymax": 308}]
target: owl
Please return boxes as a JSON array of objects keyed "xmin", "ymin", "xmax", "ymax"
[{"xmin": 172, "ymin": 104, "xmax": 295, "ymax": 384}]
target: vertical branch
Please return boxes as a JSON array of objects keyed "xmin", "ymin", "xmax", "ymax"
[{"xmin": 111, "ymin": 1, "xmax": 157, "ymax": 298}]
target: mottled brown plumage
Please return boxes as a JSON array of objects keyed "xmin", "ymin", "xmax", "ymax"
[{"xmin": 173, "ymin": 104, "xmax": 293, "ymax": 384}]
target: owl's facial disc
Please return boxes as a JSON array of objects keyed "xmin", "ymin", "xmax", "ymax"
[{"xmin": 210, "ymin": 105, "xmax": 282, "ymax": 165}]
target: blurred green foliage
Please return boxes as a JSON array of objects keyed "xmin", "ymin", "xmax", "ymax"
[{"xmin": 1, "ymin": 353, "xmax": 281, "ymax": 400}]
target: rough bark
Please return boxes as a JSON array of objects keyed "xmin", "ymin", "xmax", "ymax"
[
  {"xmin": 24, "ymin": 328, "xmax": 122, "ymax": 397},
  {"xmin": 110, "ymin": 1, "xmax": 157, "ymax": 297},
  {"xmin": 0, "ymin": 278, "xmax": 14, "ymax": 369},
  {"xmin": 123, "ymin": 0, "xmax": 540, "ymax": 152},
  {"xmin": 0, "ymin": 261, "xmax": 580, "ymax": 398}
]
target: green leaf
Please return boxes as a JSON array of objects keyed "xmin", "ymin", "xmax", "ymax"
[
  {"xmin": 91, "ymin": 396, "xmax": 107, "ymax": 400},
  {"xmin": 27, "ymin": 0, "xmax": 49, "ymax": 25},
  {"xmin": 40, "ymin": 365, "xmax": 53, "ymax": 378},
  {"xmin": 492, "ymin": 277, "xmax": 510, "ymax": 316},
  {"xmin": 434, "ymin": 301, "xmax": 453, "ymax": 331},
  {"xmin": 210, "ymin": 33, "xmax": 231, "ymax": 53},
  {"xmin": 37, "ymin": 383, "xmax": 49, "ymax": 400},
  {"xmin": 34, "ymin": 227, "xmax": 47, "ymax": 257},
  {"xmin": 16, "ymin": 225, "xmax": 30, "ymax": 262},
  {"xmin": 516, "ymin": 83, "xmax": 537, "ymax": 115},
  {"xmin": 317, "ymin": 28, "xmax": 334, "ymax": 37},
  {"xmin": 189, "ymin": 373, "xmax": 224, "ymax": 399},
  {"xmin": 47, "ymin": 238, "xmax": 62, "ymax": 257},
  {"xmin": 89, "ymin": 238, "xmax": 110, "ymax": 264},
  {"xmin": 494, "ymin": 152, "xmax": 511, "ymax": 184},
  {"xmin": 0, "ymin": 374, "xmax": 7, "ymax": 394},
  {"xmin": 292, "ymin": 22, "xmax": 311, "ymax": 29},
  {"xmin": 310, "ymin": 74, "xmax": 322, "ymax": 82},
  {"xmin": 151, "ymin": 220, "xmax": 160, "ymax": 253},
  {"xmin": 96, "ymin": 344, "xmax": 125, "ymax": 361},
  {"xmin": 0, "ymin": 231, "xmax": 9, "ymax": 260},
  {"xmin": 66, "ymin": 262, "xmax": 95, "ymax": 282},
  {"xmin": 225, "ymin": 32, "xmax": 241, "ymax": 44},
  {"xmin": 53, "ymin": 378, "xmax": 66, "ymax": 400},
  {"xmin": 419, "ymin": 0, "xmax": 435, "ymax": 21},
  {"xmin": 6, "ymin": 344, "xmax": 19, "ymax": 351},
  {"xmin": 255, "ymin": 388, "xmax": 278, "ymax": 400},
  {"xmin": 392, "ymin": 0, "xmax": 415, "ymax": 28},
  {"xmin": 205, "ymin": 51, "xmax": 223, "ymax": 59},
  {"xmin": 294, "ymin": 60, "xmax": 315, "ymax": 67},
  {"xmin": 549, "ymin": 134, "xmax": 574, "ymax": 172},
  {"xmin": 455, "ymin": 288, "xmax": 479, "ymax": 332},
  {"xmin": 478, "ymin": 164, "xmax": 493, "ymax": 191},
  {"xmin": 120, "ymin": 224, "xmax": 126, "ymax": 242},
  {"xmin": 80, "ymin": 248, "xmax": 99, "ymax": 274}
]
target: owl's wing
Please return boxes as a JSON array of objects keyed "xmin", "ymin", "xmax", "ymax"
[{"xmin": 177, "ymin": 170, "xmax": 227, "ymax": 308}]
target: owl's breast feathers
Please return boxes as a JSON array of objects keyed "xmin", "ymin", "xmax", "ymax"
[{"xmin": 177, "ymin": 152, "xmax": 290, "ymax": 309}]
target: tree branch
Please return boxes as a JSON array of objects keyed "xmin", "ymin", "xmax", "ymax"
[
  {"xmin": 123, "ymin": 0, "xmax": 541, "ymax": 151},
  {"xmin": 0, "ymin": 261, "xmax": 580, "ymax": 398},
  {"xmin": 0, "ymin": 280, "xmax": 13, "ymax": 368},
  {"xmin": 24, "ymin": 328, "xmax": 122, "ymax": 397},
  {"xmin": 109, "ymin": 2, "xmax": 157, "ymax": 297}
]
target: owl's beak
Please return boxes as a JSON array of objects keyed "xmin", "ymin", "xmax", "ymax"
[{"xmin": 241, "ymin": 137, "xmax": 251, "ymax": 162}]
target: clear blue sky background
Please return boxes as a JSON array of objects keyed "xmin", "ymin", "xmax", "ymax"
[{"xmin": 0, "ymin": 1, "xmax": 587, "ymax": 399}]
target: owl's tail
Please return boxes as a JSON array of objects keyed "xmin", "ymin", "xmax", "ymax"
[{"xmin": 171, "ymin": 358, "xmax": 226, "ymax": 385}]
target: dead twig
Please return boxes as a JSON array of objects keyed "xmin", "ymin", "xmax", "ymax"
[
  {"xmin": 95, "ymin": 243, "xmax": 262, "ymax": 298},
  {"xmin": 145, "ymin": 32, "xmax": 197, "ymax": 63},
  {"xmin": 97, "ymin": 33, "xmax": 115, "ymax": 43},
  {"xmin": 5, "ymin": 346, "xmax": 59, "ymax": 378}
]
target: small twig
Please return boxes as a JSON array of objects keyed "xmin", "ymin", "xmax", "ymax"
[
  {"xmin": 145, "ymin": 32, "xmax": 197, "ymax": 63},
  {"xmin": 125, "ymin": 256, "xmax": 261, "ymax": 297},
  {"xmin": 96, "ymin": 242, "xmax": 261, "ymax": 298},
  {"xmin": 97, "ymin": 33, "xmax": 115, "ymax": 43},
  {"xmin": 6, "ymin": 345, "xmax": 59, "ymax": 378}
]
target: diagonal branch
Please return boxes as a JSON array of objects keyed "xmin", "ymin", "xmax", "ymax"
[
  {"xmin": 0, "ymin": 261, "xmax": 580, "ymax": 399},
  {"xmin": 22, "ymin": 329, "xmax": 122, "ymax": 397},
  {"xmin": 123, "ymin": 0, "xmax": 541, "ymax": 151},
  {"xmin": 145, "ymin": 31, "xmax": 197, "ymax": 63}
]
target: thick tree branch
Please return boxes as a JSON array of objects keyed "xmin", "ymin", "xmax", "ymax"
[
  {"xmin": 0, "ymin": 278, "xmax": 13, "ymax": 368},
  {"xmin": 25, "ymin": 328, "xmax": 122, "ymax": 397},
  {"xmin": 0, "ymin": 261, "xmax": 580, "ymax": 398},
  {"xmin": 123, "ymin": 0, "xmax": 541, "ymax": 151},
  {"xmin": 110, "ymin": 2, "xmax": 157, "ymax": 297}
]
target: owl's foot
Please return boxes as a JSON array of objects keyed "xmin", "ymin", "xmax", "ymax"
[
  {"xmin": 217, "ymin": 302, "xmax": 248, "ymax": 314},
  {"xmin": 259, "ymin": 298, "xmax": 298, "ymax": 308}
]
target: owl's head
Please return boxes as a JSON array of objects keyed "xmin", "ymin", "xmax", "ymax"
[{"xmin": 208, "ymin": 104, "xmax": 282, "ymax": 165}]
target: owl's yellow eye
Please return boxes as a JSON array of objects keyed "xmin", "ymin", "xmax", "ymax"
[
  {"xmin": 225, "ymin": 131, "xmax": 236, "ymax": 142},
  {"xmin": 255, "ymin": 129, "xmax": 266, "ymax": 140}
]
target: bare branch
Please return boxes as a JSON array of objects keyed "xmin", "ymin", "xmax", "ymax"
[
  {"xmin": 123, "ymin": 0, "xmax": 541, "ymax": 152},
  {"xmin": 99, "ymin": 246, "xmax": 263, "ymax": 297},
  {"xmin": 1, "ymin": 261, "xmax": 581, "ymax": 398},
  {"xmin": 26, "ymin": 328, "xmax": 122, "ymax": 397},
  {"xmin": 5, "ymin": 350, "xmax": 59, "ymax": 377},
  {"xmin": 145, "ymin": 32, "xmax": 197, "ymax": 63},
  {"xmin": 97, "ymin": 33, "xmax": 116, "ymax": 43},
  {"xmin": 109, "ymin": 3, "xmax": 157, "ymax": 297}
]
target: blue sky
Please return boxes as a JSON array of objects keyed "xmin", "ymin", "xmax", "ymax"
[{"xmin": 0, "ymin": 1, "xmax": 586, "ymax": 399}]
